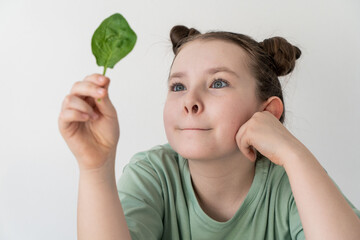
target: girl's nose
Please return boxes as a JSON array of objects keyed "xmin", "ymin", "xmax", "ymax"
[
  {"xmin": 184, "ymin": 92, "xmax": 203, "ymax": 115},
  {"xmin": 184, "ymin": 104, "xmax": 199, "ymax": 114}
]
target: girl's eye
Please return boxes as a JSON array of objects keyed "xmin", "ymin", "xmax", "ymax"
[
  {"xmin": 170, "ymin": 83, "xmax": 186, "ymax": 92},
  {"xmin": 211, "ymin": 79, "xmax": 229, "ymax": 88}
]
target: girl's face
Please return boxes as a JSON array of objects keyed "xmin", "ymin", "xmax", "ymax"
[{"xmin": 163, "ymin": 40, "xmax": 262, "ymax": 161}]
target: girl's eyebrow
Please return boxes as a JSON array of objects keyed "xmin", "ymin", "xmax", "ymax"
[{"xmin": 168, "ymin": 66, "xmax": 239, "ymax": 81}]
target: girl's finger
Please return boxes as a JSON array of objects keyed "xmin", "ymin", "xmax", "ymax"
[
  {"xmin": 63, "ymin": 94, "xmax": 98, "ymax": 119},
  {"xmin": 58, "ymin": 108, "xmax": 90, "ymax": 130},
  {"xmin": 236, "ymin": 121, "xmax": 257, "ymax": 162},
  {"xmin": 70, "ymin": 80, "xmax": 107, "ymax": 100},
  {"xmin": 83, "ymin": 73, "xmax": 111, "ymax": 91},
  {"xmin": 67, "ymin": 74, "xmax": 115, "ymax": 118},
  {"xmin": 240, "ymin": 136, "xmax": 256, "ymax": 162},
  {"xmin": 72, "ymin": 75, "xmax": 113, "ymax": 115}
]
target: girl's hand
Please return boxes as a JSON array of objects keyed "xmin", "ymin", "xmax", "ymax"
[
  {"xmin": 235, "ymin": 111, "xmax": 304, "ymax": 166},
  {"xmin": 58, "ymin": 73, "xmax": 120, "ymax": 171}
]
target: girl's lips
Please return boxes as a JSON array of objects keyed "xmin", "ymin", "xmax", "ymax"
[{"xmin": 181, "ymin": 128, "xmax": 211, "ymax": 130}]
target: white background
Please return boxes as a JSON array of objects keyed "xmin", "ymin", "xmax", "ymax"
[{"xmin": 1, "ymin": 0, "xmax": 359, "ymax": 239}]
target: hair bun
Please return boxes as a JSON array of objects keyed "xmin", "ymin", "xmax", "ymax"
[
  {"xmin": 170, "ymin": 25, "xmax": 201, "ymax": 54},
  {"xmin": 259, "ymin": 37, "xmax": 301, "ymax": 76}
]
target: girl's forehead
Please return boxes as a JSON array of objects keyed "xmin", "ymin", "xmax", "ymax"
[
  {"xmin": 179, "ymin": 39, "xmax": 246, "ymax": 55},
  {"xmin": 171, "ymin": 39, "xmax": 250, "ymax": 73}
]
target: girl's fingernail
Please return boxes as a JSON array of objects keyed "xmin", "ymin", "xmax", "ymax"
[
  {"xmin": 91, "ymin": 113, "xmax": 99, "ymax": 120},
  {"xmin": 97, "ymin": 88, "xmax": 105, "ymax": 95}
]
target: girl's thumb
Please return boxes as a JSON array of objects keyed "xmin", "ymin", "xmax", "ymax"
[{"xmin": 94, "ymin": 78, "xmax": 116, "ymax": 117}]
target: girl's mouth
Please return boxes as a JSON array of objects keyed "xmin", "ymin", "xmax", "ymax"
[{"xmin": 181, "ymin": 128, "xmax": 211, "ymax": 131}]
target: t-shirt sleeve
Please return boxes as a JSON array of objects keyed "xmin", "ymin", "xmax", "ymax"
[
  {"xmin": 275, "ymin": 171, "xmax": 305, "ymax": 240},
  {"xmin": 288, "ymin": 195, "xmax": 305, "ymax": 240},
  {"xmin": 117, "ymin": 152, "xmax": 164, "ymax": 240}
]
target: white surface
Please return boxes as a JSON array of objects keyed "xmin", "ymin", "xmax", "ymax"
[{"xmin": 0, "ymin": 0, "xmax": 359, "ymax": 239}]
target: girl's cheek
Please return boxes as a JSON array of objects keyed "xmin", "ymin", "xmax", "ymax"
[{"xmin": 163, "ymin": 101, "xmax": 176, "ymax": 125}]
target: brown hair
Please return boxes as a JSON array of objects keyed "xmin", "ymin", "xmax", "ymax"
[{"xmin": 169, "ymin": 25, "xmax": 301, "ymax": 123}]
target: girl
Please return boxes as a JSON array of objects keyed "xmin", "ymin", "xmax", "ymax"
[{"xmin": 58, "ymin": 25, "xmax": 360, "ymax": 239}]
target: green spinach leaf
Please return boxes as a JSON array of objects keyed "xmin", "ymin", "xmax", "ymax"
[{"xmin": 91, "ymin": 13, "xmax": 137, "ymax": 76}]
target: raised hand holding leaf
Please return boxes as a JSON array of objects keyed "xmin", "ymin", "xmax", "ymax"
[{"xmin": 91, "ymin": 13, "xmax": 137, "ymax": 101}]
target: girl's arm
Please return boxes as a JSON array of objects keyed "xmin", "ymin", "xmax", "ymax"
[
  {"xmin": 77, "ymin": 157, "xmax": 132, "ymax": 240},
  {"xmin": 58, "ymin": 74, "xmax": 131, "ymax": 240},
  {"xmin": 236, "ymin": 111, "xmax": 360, "ymax": 239},
  {"xmin": 283, "ymin": 142, "xmax": 360, "ymax": 239}
]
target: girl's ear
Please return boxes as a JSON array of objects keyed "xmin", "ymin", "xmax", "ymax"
[{"xmin": 261, "ymin": 96, "xmax": 284, "ymax": 120}]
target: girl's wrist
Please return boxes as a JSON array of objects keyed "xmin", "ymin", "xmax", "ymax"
[
  {"xmin": 78, "ymin": 156, "xmax": 117, "ymax": 185},
  {"xmin": 282, "ymin": 141, "xmax": 316, "ymax": 172},
  {"xmin": 79, "ymin": 168, "xmax": 116, "ymax": 186}
]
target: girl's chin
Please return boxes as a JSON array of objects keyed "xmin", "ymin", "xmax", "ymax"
[
  {"xmin": 170, "ymin": 143, "xmax": 210, "ymax": 160},
  {"xmin": 178, "ymin": 152, "xmax": 208, "ymax": 161},
  {"xmin": 170, "ymin": 143, "xmax": 238, "ymax": 161}
]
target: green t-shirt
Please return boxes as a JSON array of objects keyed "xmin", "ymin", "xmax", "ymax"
[{"xmin": 117, "ymin": 144, "xmax": 360, "ymax": 240}]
